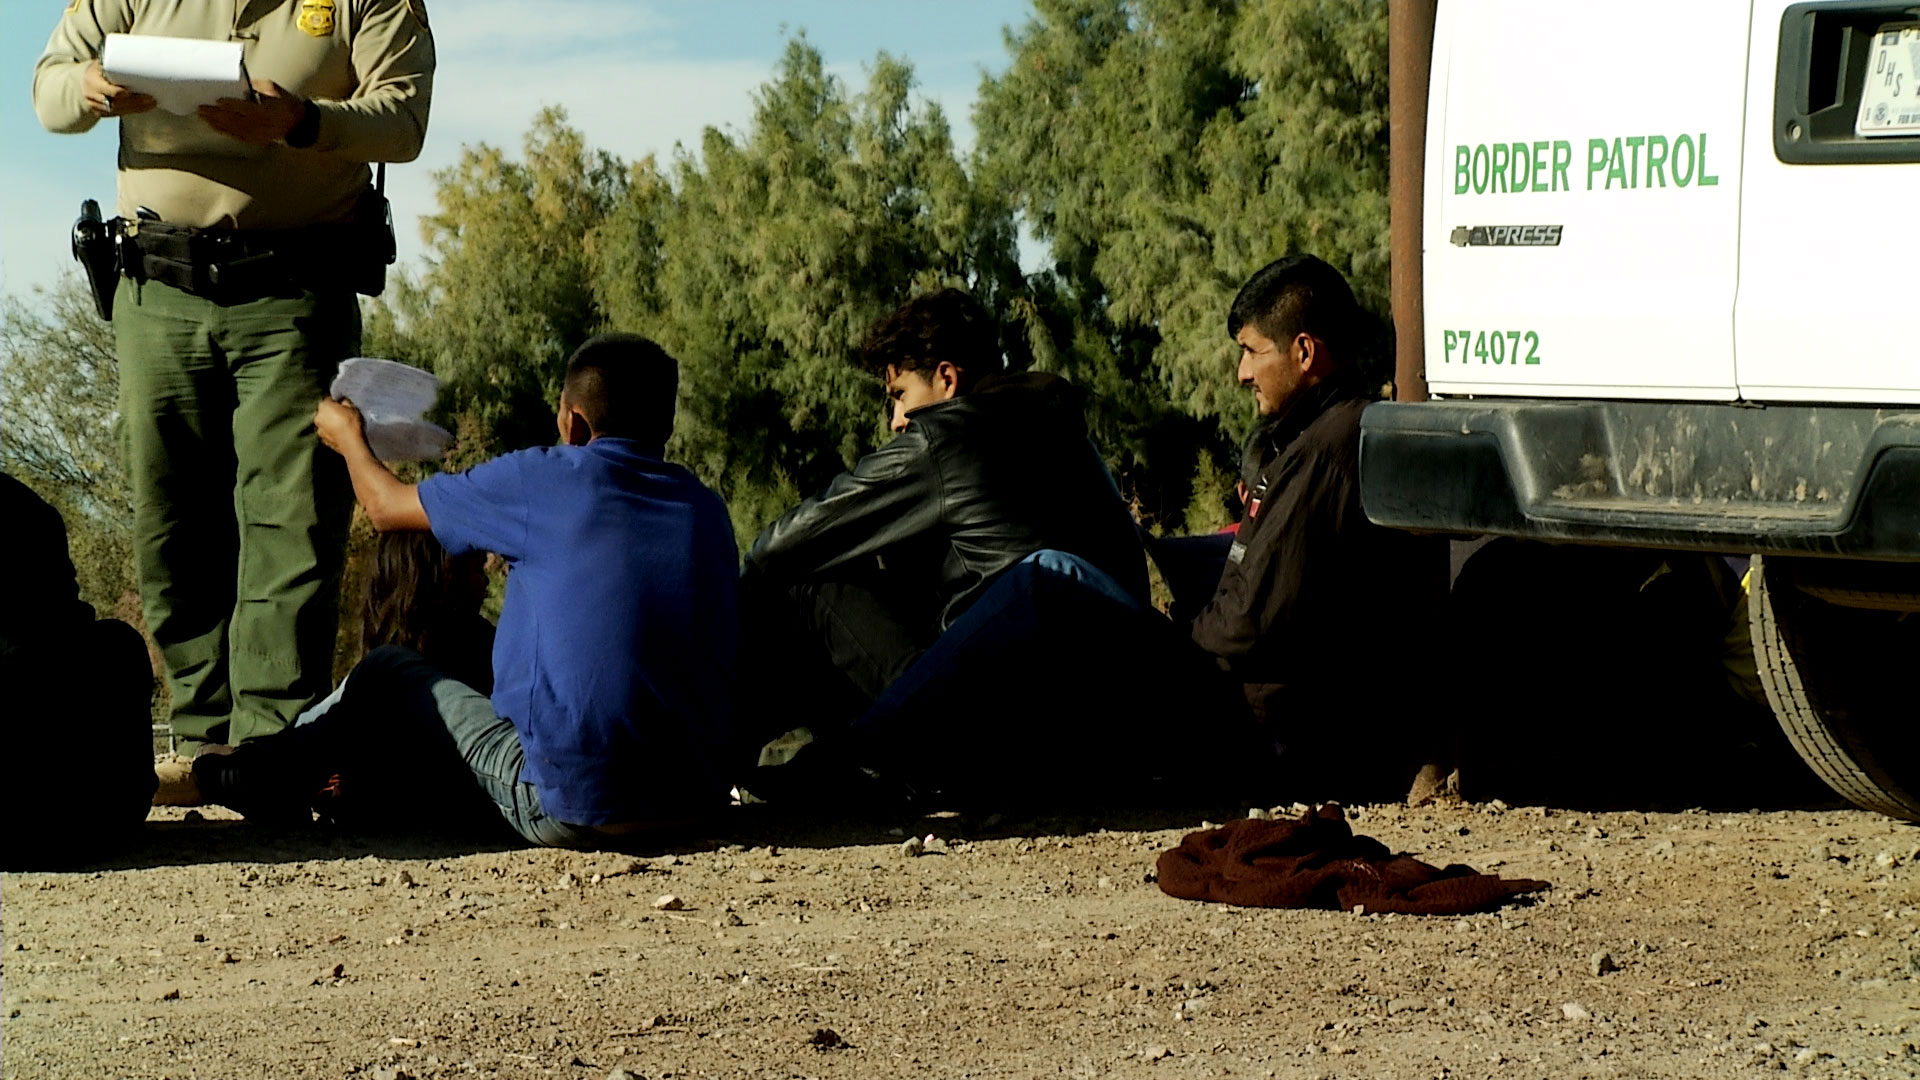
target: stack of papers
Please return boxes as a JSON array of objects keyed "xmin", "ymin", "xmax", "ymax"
[
  {"xmin": 102, "ymin": 34, "xmax": 247, "ymax": 115},
  {"xmin": 329, "ymin": 357, "xmax": 453, "ymax": 464}
]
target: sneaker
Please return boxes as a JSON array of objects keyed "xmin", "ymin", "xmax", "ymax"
[
  {"xmin": 152, "ymin": 753, "xmax": 206, "ymax": 807},
  {"xmin": 191, "ymin": 744, "xmax": 315, "ymax": 826}
]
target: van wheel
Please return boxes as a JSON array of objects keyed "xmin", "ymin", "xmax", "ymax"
[{"xmin": 1750, "ymin": 555, "xmax": 1920, "ymax": 822}]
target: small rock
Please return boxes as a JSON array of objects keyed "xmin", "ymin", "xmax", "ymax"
[
  {"xmin": 1488, "ymin": 799, "xmax": 1509, "ymax": 813},
  {"xmin": 1143, "ymin": 1044, "xmax": 1171, "ymax": 1060},
  {"xmin": 899, "ymin": 836, "xmax": 926, "ymax": 858},
  {"xmin": 712, "ymin": 912, "xmax": 744, "ymax": 928},
  {"xmin": 191, "ymin": 933, "xmax": 205, "ymax": 943},
  {"xmin": 556, "ymin": 873, "xmax": 577, "ymax": 890},
  {"xmin": 1096, "ymin": 876, "xmax": 1113, "ymax": 889},
  {"xmin": 1873, "ymin": 851, "xmax": 1897, "ymax": 870},
  {"xmin": 608, "ymin": 1069, "xmax": 641, "ymax": 1080},
  {"xmin": 159, "ymin": 988, "xmax": 181, "ymax": 1001},
  {"xmin": 1351, "ymin": 905, "xmax": 1366, "ymax": 916},
  {"xmin": 1388, "ymin": 997, "xmax": 1425, "ymax": 1015},
  {"xmin": 747, "ymin": 870, "xmax": 771, "ymax": 884},
  {"xmin": 1806, "ymin": 844, "xmax": 1831, "ymax": 863},
  {"xmin": 1590, "ymin": 951, "xmax": 1618, "ymax": 977},
  {"xmin": 923, "ymin": 836, "xmax": 949, "ymax": 854},
  {"xmin": 394, "ymin": 870, "xmax": 415, "ymax": 888},
  {"xmin": 1246, "ymin": 807, "xmax": 1272, "ymax": 820},
  {"xmin": 1561, "ymin": 1002, "xmax": 1592, "ymax": 1021},
  {"xmin": 652, "ymin": 895, "xmax": 684, "ymax": 911},
  {"xmin": 1587, "ymin": 826, "xmax": 1607, "ymax": 840},
  {"xmin": 808, "ymin": 1027, "xmax": 847, "ymax": 1050},
  {"xmin": 1649, "ymin": 839, "xmax": 1675, "ymax": 859},
  {"xmin": 653, "ymin": 855, "xmax": 681, "ymax": 869}
]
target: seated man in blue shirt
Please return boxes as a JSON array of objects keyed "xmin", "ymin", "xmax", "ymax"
[{"xmin": 192, "ymin": 334, "xmax": 739, "ymax": 846}]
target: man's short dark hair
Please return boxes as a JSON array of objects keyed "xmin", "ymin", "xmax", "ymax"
[
  {"xmin": 1226, "ymin": 254, "xmax": 1361, "ymax": 364},
  {"xmin": 562, "ymin": 333, "xmax": 678, "ymax": 446},
  {"xmin": 858, "ymin": 288, "xmax": 1003, "ymax": 385}
]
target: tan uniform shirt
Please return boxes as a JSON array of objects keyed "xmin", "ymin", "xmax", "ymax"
[{"xmin": 34, "ymin": 0, "xmax": 434, "ymax": 230}]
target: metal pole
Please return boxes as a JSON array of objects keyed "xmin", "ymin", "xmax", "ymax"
[{"xmin": 1389, "ymin": 0, "xmax": 1437, "ymax": 403}]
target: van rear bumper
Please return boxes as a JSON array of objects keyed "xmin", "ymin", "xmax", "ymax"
[{"xmin": 1358, "ymin": 399, "xmax": 1920, "ymax": 560}]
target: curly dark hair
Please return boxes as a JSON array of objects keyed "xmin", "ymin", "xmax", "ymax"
[{"xmin": 856, "ymin": 288, "xmax": 1003, "ymax": 386}]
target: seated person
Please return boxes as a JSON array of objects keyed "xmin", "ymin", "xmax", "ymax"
[
  {"xmin": 1, "ymin": 473, "xmax": 156, "ymax": 866},
  {"xmin": 358, "ymin": 531, "xmax": 495, "ymax": 696},
  {"xmin": 741, "ymin": 290, "xmax": 1239, "ymax": 804},
  {"xmin": 189, "ymin": 335, "xmax": 740, "ymax": 847},
  {"xmin": 292, "ymin": 531, "xmax": 497, "ymax": 823},
  {"xmin": 1185, "ymin": 255, "xmax": 1449, "ymax": 801}
]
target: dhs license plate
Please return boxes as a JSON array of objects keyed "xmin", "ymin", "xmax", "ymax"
[{"xmin": 1857, "ymin": 24, "xmax": 1920, "ymax": 138}]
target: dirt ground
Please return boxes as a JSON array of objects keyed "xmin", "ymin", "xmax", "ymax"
[{"xmin": 4, "ymin": 793, "xmax": 1918, "ymax": 1080}]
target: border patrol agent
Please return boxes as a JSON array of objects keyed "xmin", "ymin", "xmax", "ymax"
[{"xmin": 33, "ymin": 1, "xmax": 435, "ymax": 801}]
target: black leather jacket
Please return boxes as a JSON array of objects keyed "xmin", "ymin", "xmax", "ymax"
[{"xmin": 747, "ymin": 373, "xmax": 1149, "ymax": 628}]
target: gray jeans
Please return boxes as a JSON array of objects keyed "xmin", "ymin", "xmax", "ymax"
[{"xmin": 302, "ymin": 646, "xmax": 592, "ymax": 848}]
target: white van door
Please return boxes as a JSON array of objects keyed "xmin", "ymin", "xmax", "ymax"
[
  {"xmin": 1423, "ymin": 0, "xmax": 1751, "ymax": 401},
  {"xmin": 1734, "ymin": 3, "xmax": 1920, "ymax": 405}
]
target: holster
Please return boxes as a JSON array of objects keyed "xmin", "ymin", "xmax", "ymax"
[{"xmin": 70, "ymin": 200, "xmax": 121, "ymax": 321}]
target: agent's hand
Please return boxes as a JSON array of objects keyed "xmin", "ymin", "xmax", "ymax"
[
  {"xmin": 199, "ymin": 78, "xmax": 305, "ymax": 145},
  {"xmin": 83, "ymin": 60, "xmax": 155, "ymax": 117},
  {"xmin": 314, "ymin": 397, "xmax": 367, "ymax": 456}
]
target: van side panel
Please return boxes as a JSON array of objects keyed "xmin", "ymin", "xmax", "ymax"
[{"xmin": 1424, "ymin": 0, "xmax": 1752, "ymax": 401}]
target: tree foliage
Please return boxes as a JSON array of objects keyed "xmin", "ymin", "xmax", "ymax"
[
  {"xmin": 976, "ymin": 0, "xmax": 1391, "ymax": 455},
  {"xmin": 359, "ymin": 12, "xmax": 1390, "ymax": 537},
  {"xmin": 630, "ymin": 42, "xmax": 1023, "ymax": 537},
  {"xmin": 367, "ymin": 108, "xmax": 627, "ymax": 464},
  {"xmin": 1, "ymin": 278, "xmax": 135, "ymax": 615},
  {"xmin": 372, "ymin": 40, "xmax": 1024, "ymax": 541}
]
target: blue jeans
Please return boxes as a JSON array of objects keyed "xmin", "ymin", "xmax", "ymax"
[
  {"xmin": 297, "ymin": 646, "xmax": 592, "ymax": 848},
  {"xmin": 848, "ymin": 549, "xmax": 1210, "ymax": 798}
]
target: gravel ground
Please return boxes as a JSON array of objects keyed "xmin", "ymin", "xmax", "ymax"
[{"xmin": 4, "ymin": 798, "xmax": 1917, "ymax": 1079}]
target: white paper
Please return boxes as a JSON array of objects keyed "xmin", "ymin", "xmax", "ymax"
[
  {"xmin": 102, "ymin": 34, "xmax": 247, "ymax": 116},
  {"xmin": 330, "ymin": 357, "xmax": 452, "ymax": 464}
]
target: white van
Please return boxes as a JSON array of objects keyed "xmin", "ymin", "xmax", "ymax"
[{"xmin": 1361, "ymin": 1, "xmax": 1920, "ymax": 818}]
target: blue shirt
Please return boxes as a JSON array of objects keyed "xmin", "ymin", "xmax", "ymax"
[{"xmin": 417, "ymin": 438, "xmax": 738, "ymax": 825}]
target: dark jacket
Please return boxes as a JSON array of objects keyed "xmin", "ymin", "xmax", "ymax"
[
  {"xmin": 747, "ymin": 373, "xmax": 1149, "ymax": 628},
  {"xmin": 1189, "ymin": 376, "xmax": 1447, "ymax": 722}
]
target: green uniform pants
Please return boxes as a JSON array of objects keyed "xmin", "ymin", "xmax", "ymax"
[{"xmin": 114, "ymin": 277, "xmax": 358, "ymax": 751}]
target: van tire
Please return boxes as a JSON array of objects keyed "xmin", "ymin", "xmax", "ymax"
[{"xmin": 1750, "ymin": 555, "xmax": 1920, "ymax": 822}]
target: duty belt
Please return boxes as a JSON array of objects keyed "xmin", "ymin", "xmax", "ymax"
[{"xmin": 123, "ymin": 219, "xmax": 362, "ymax": 303}]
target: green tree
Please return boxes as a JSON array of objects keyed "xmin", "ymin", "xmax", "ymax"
[
  {"xmin": 1, "ymin": 277, "xmax": 136, "ymax": 615},
  {"xmin": 596, "ymin": 39, "xmax": 1023, "ymax": 540},
  {"xmin": 367, "ymin": 107, "xmax": 627, "ymax": 464},
  {"xmin": 976, "ymin": 0, "xmax": 1391, "ymax": 521}
]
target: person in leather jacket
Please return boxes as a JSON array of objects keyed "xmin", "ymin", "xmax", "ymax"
[{"xmin": 737, "ymin": 289, "xmax": 1159, "ymax": 802}]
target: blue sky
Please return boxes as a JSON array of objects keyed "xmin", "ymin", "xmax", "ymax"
[{"xmin": 1, "ymin": 0, "xmax": 1037, "ymax": 299}]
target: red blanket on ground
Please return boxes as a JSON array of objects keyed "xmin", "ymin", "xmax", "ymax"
[{"xmin": 1156, "ymin": 804, "xmax": 1549, "ymax": 914}]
